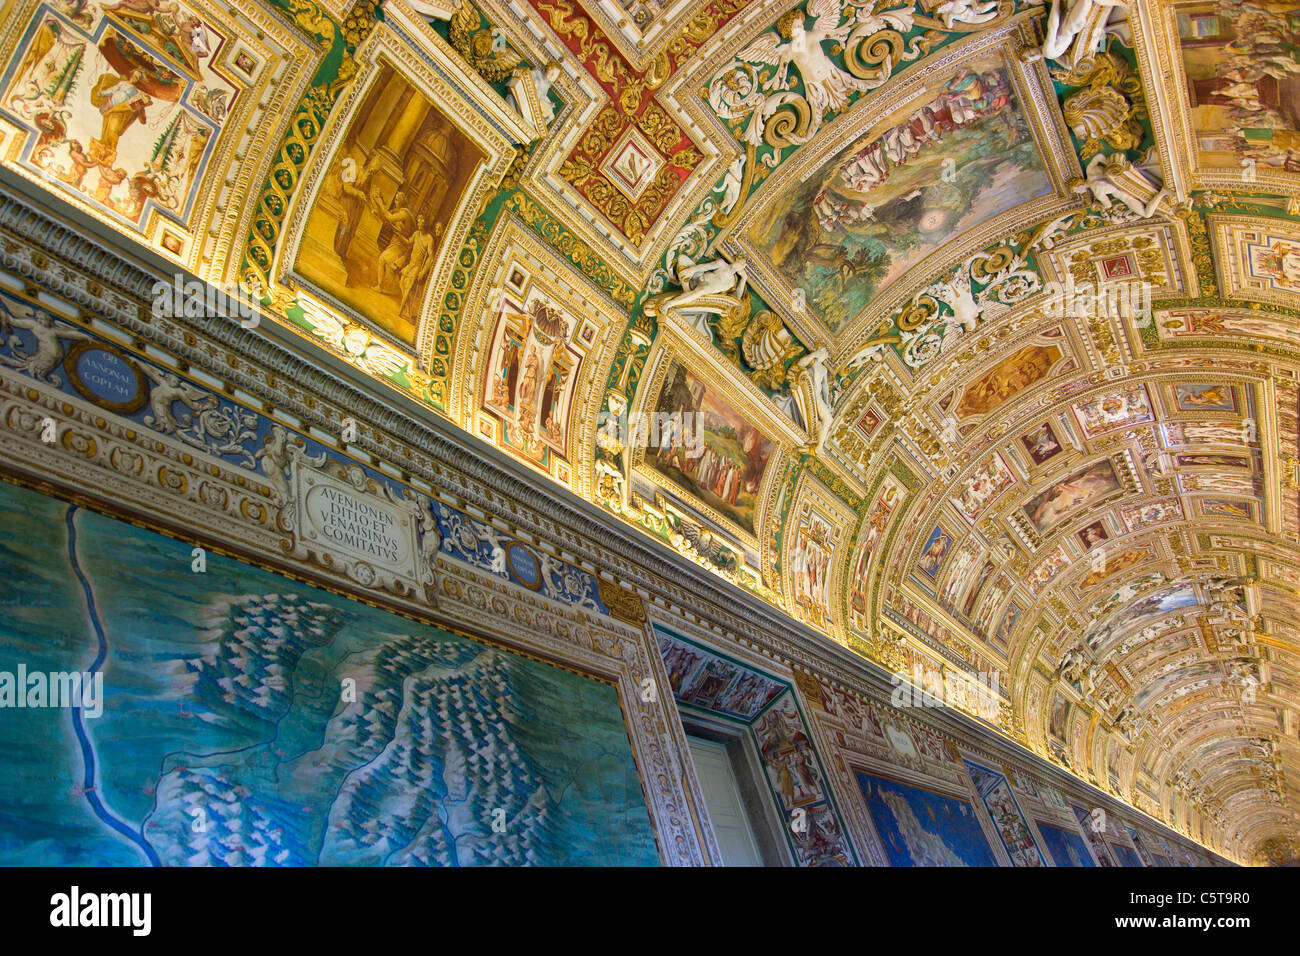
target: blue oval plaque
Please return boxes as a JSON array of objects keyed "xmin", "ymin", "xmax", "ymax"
[
  {"xmin": 76, "ymin": 348, "xmax": 138, "ymax": 404},
  {"xmin": 507, "ymin": 542, "xmax": 541, "ymax": 589},
  {"xmin": 66, "ymin": 341, "xmax": 148, "ymax": 414}
]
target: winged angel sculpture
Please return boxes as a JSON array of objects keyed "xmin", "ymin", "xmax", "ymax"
[{"xmin": 711, "ymin": 0, "xmax": 918, "ymax": 148}]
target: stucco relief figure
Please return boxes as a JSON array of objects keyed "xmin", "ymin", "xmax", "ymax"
[
  {"xmin": 1074, "ymin": 153, "xmax": 1169, "ymax": 219},
  {"xmin": 663, "ymin": 255, "xmax": 748, "ymax": 314},
  {"xmin": 1023, "ymin": 0, "xmax": 1128, "ymax": 66},
  {"xmin": 0, "ymin": 304, "xmax": 89, "ymax": 385},
  {"xmin": 934, "ymin": 0, "xmax": 1000, "ymax": 30},
  {"xmin": 523, "ymin": 63, "xmax": 561, "ymax": 127},
  {"xmin": 739, "ymin": 0, "xmax": 890, "ymax": 121},
  {"xmin": 792, "ymin": 346, "xmax": 834, "ymax": 451},
  {"xmin": 717, "ymin": 155, "xmax": 745, "ymax": 218},
  {"xmin": 650, "ymin": 254, "xmax": 750, "ymax": 340},
  {"xmin": 417, "ymin": 503, "xmax": 443, "ymax": 567},
  {"xmin": 928, "ymin": 268, "xmax": 982, "ymax": 334},
  {"xmin": 255, "ymin": 424, "xmax": 295, "ymax": 505},
  {"xmin": 142, "ymin": 367, "xmax": 215, "ymax": 434}
]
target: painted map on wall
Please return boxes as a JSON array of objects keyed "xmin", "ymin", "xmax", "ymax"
[
  {"xmin": 1111, "ymin": 842, "xmax": 1144, "ymax": 867},
  {"xmin": 1037, "ymin": 822, "xmax": 1096, "ymax": 867},
  {"xmin": 0, "ymin": 479, "xmax": 658, "ymax": 866},
  {"xmin": 856, "ymin": 771, "xmax": 997, "ymax": 866}
]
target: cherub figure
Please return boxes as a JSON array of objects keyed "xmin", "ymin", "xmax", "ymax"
[
  {"xmin": 737, "ymin": 0, "xmax": 890, "ymax": 119},
  {"xmin": 0, "ymin": 302, "xmax": 89, "ymax": 385},
  {"xmin": 530, "ymin": 62, "xmax": 561, "ymax": 126},
  {"xmin": 143, "ymin": 367, "xmax": 215, "ymax": 434},
  {"xmin": 934, "ymin": 0, "xmax": 1000, "ymax": 30}
]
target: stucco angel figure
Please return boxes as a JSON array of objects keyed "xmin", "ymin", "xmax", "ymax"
[
  {"xmin": 934, "ymin": 0, "xmax": 1000, "ymax": 30},
  {"xmin": 660, "ymin": 254, "xmax": 748, "ymax": 316},
  {"xmin": 792, "ymin": 346, "xmax": 834, "ymax": 451},
  {"xmin": 1073, "ymin": 153, "xmax": 1169, "ymax": 219},
  {"xmin": 1058, "ymin": 646, "xmax": 1087, "ymax": 681},
  {"xmin": 738, "ymin": 0, "xmax": 888, "ymax": 120},
  {"xmin": 1023, "ymin": 0, "xmax": 1128, "ymax": 65}
]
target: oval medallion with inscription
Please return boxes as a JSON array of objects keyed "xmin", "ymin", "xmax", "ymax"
[{"xmin": 65, "ymin": 341, "xmax": 148, "ymax": 414}]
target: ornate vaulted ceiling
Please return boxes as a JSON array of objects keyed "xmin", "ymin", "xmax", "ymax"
[{"xmin": 3, "ymin": 0, "xmax": 1297, "ymax": 862}]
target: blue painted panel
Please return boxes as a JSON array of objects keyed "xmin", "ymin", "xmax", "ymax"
[
  {"xmin": 856, "ymin": 771, "xmax": 997, "ymax": 866},
  {"xmin": 0, "ymin": 480, "xmax": 656, "ymax": 866}
]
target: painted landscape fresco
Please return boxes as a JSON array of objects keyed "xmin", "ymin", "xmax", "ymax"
[
  {"xmin": 0, "ymin": 1, "xmax": 246, "ymax": 228},
  {"xmin": 297, "ymin": 64, "xmax": 483, "ymax": 345},
  {"xmin": 648, "ymin": 361, "xmax": 774, "ymax": 535},
  {"xmin": 749, "ymin": 52, "xmax": 1051, "ymax": 333},
  {"xmin": 0, "ymin": 480, "xmax": 657, "ymax": 866}
]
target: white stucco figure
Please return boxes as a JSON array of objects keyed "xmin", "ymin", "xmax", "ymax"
[
  {"xmin": 662, "ymin": 254, "xmax": 748, "ymax": 314},
  {"xmin": 1023, "ymin": 0, "xmax": 1128, "ymax": 64},
  {"xmin": 934, "ymin": 0, "xmax": 999, "ymax": 30},
  {"xmin": 1074, "ymin": 153, "xmax": 1169, "ymax": 219},
  {"xmin": 738, "ymin": 0, "xmax": 891, "ymax": 120},
  {"xmin": 792, "ymin": 346, "xmax": 834, "ymax": 451}
]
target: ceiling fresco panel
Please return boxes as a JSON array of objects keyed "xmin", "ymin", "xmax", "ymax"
[
  {"xmin": 0, "ymin": 0, "xmax": 317, "ymax": 271},
  {"xmin": 721, "ymin": 20, "xmax": 1077, "ymax": 352}
]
